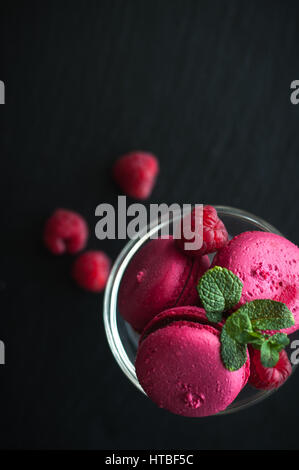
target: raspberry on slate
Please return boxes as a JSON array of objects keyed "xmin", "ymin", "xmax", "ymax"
[
  {"xmin": 249, "ymin": 348, "xmax": 292, "ymax": 390},
  {"xmin": 113, "ymin": 151, "xmax": 159, "ymax": 200},
  {"xmin": 43, "ymin": 209, "xmax": 88, "ymax": 255},
  {"xmin": 176, "ymin": 205, "xmax": 229, "ymax": 257},
  {"xmin": 72, "ymin": 251, "xmax": 111, "ymax": 293}
]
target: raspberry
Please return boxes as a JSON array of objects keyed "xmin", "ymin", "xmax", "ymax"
[
  {"xmin": 72, "ymin": 251, "xmax": 111, "ymax": 292},
  {"xmin": 177, "ymin": 205, "xmax": 228, "ymax": 257},
  {"xmin": 249, "ymin": 348, "xmax": 292, "ymax": 390},
  {"xmin": 113, "ymin": 151, "xmax": 159, "ymax": 200},
  {"xmin": 43, "ymin": 209, "xmax": 88, "ymax": 255}
]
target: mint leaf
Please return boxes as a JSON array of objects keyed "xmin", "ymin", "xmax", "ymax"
[
  {"xmin": 225, "ymin": 310, "xmax": 252, "ymax": 340},
  {"xmin": 260, "ymin": 341, "xmax": 280, "ymax": 368},
  {"xmin": 260, "ymin": 334, "xmax": 289, "ymax": 367},
  {"xmin": 237, "ymin": 300, "xmax": 294, "ymax": 331},
  {"xmin": 205, "ymin": 311, "xmax": 224, "ymax": 323},
  {"xmin": 197, "ymin": 266, "xmax": 243, "ymax": 320},
  {"xmin": 268, "ymin": 333, "xmax": 290, "ymax": 352},
  {"xmin": 244, "ymin": 330, "xmax": 265, "ymax": 349},
  {"xmin": 236, "ymin": 330, "xmax": 265, "ymax": 348},
  {"xmin": 220, "ymin": 324, "xmax": 248, "ymax": 371},
  {"xmin": 236, "ymin": 330, "xmax": 258, "ymax": 344}
]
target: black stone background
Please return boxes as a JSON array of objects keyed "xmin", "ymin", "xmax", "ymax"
[{"xmin": 1, "ymin": 0, "xmax": 299, "ymax": 450}]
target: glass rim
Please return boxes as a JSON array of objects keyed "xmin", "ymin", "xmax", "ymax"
[{"xmin": 103, "ymin": 205, "xmax": 284, "ymax": 412}]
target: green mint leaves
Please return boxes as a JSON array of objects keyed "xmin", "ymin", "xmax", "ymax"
[
  {"xmin": 197, "ymin": 266, "xmax": 243, "ymax": 322},
  {"xmin": 260, "ymin": 333, "xmax": 290, "ymax": 368},
  {"xmin": 221, "ymin": 302, "xmax": 292, "ymax": 371},
  {"xmin": 197, "ymin": 266, "xmax": 294, "ymax": 371},
  {"xmin": 237, "ymin": 300, "xmax": 294, "ymax": 331}
]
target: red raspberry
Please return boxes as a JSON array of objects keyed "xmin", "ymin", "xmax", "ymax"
[
  {"xmin": 113, "ymin": 151, "xmax": 159, "ymax": 200},
  {"xmin": 43, "ymin": 209, "xmax": 88, "ymax": 255},
  {"xmin": 72, "ymin": 251, "xmax": 111, "ymax": 292},
  {"xmin": 249, "ymin": 348, "xmax": 292, "ymax": 390},
  {"xmin": 177, "ymin": 205, "xmax": 228, "ymax": 256}
]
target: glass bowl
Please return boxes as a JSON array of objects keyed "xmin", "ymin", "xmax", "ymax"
[{"xmin": 103, "ymin": 205, "xmax": 297, "ymax": 415}]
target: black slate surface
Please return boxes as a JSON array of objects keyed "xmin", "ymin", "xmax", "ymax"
[{"xmin": 1, "ymin": 0, "xmax": 299, "ymax": 449}]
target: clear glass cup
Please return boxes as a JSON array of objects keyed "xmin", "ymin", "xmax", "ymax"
[{"xmin": 103, "ymin": 205, "xmax": 297, "ymax": 415}]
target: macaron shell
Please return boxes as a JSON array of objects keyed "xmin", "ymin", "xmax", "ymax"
[
  {"xmin": 136, "ymin": 320, "xmax": 249, "ymax": 417},
  {"xmin": 139, "ymin": 305, "xmax": 223, "ymax": 344},
  {"xmin": 118, "ymin": 237, "xmax": 210, "ymax": 332},
  {"xmin": 212, "ymin": 231, "xmax": 299, "ymax": 334}
]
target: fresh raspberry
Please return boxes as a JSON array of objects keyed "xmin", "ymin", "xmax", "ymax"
[
  {"xmin": 248, "ymin": 348, "xmax": 292, "ymax": 390},
  {"xmin": 113, "ymin": 151, "xmax": 159, "ymax": 200},
  {"xmin": 72, "ymin": 251, "xmax": 111, "ymax": 292},
  {"xmin": 176, "ymin": 205, "xmax": 229, "ymax": 257},
  {"xmin": 43, "ymin": 209, "xmax": 88, "ymax": 255}
]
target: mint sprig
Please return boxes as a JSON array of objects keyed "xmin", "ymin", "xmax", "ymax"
[
  {"xmin": 197, "ymin": 266, "xmax": 243, "ymax": 322},
  {"xmin": 197, "ymin": 266, "xmax": 294, "ymax": 371},
  {"xmin": 221, "ymin": 301, "xmax": 293, "ymax": 371}
]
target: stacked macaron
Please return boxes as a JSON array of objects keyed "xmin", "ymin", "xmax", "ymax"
[
  {"xmin": 118, "ymin": 206, "xmax": 299, "ymax": 417},
  {"xmin": 136, "ymin": 306, "xmax": 250, "ymax": 417}
]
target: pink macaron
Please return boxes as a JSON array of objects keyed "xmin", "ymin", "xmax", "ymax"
[
  {"xmin": 135, "ymin": 306, "xmax": 250, "ymax": 417},
  {"xmin": 212, "ymin": 231, "xmax": 299, "ymax": 334},
  {"xmin": 118, "ymin": 237, "xmax": 210, "ymax": 333}
]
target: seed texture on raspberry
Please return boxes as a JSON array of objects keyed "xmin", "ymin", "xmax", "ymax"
[
  {"xmin": 43, "ymin": 209, "xmax": 88, "ymax": 255},
  {"xmin": 72, "ymin": 251, "xmax": 111, "ymax": 292},
  {"xmin": 113, "ymin": 151, "xmax": 159, "ymax": 200},
  {"xmin": 249, "ymin": 348, "xmax": 292, "ymax": 390},
  {"xmin": 177, "ymin": 205, "xmax": 229, "ymax": 257}
]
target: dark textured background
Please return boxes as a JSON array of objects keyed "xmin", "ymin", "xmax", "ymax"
[{"xmin": 1, "ymin": 0, "xmax": 299, "ymax": 450}]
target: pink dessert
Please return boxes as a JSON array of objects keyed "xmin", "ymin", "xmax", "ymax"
[
  {"xmin": 135, "ymin": 306, "xmax": 250, "ymax": 417},
  {"xmin": 117, "ymin": 206, "xmax": 298, "ymax": 416},
  {"xmin": 119, "ymin": 237, "xmax": 210, "ymax": 332},
  {"xmin": 213, "ymin": 231, "xmax": 299, "ymax": 334}
]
